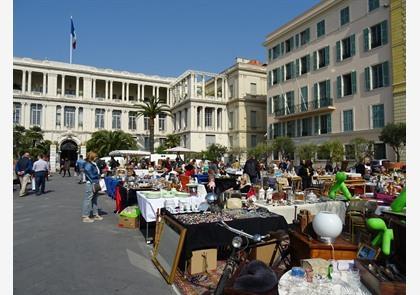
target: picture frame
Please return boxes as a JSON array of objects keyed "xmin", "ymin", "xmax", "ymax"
[
  {"xmin": 357, "ymin": 243, "xmax": 380, "ymax": 260},
  {"xmin": 152, "ymin": 214, "xmax": 187, "ymax": 284}
]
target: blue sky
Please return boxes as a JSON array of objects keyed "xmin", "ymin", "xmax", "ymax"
[{"xmin": 14, "ymin": 0, "xmax": 319, "ymax": 77}]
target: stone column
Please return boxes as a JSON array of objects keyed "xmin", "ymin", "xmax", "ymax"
[
  {"xmin": 221, "ymin": 78, "xmax": 225, "ymax": 100},
  {"xmin": 28, "ymin": 71, "xmax": 32, "ymax": 93},
  {"xmin": 110, "ymin": 81, "xmax": 113, "ymax": 100},
  {"xmin": 92, "ymin": 79, "xmax": 96, "ymax": 99},
  {"xmin": 214, "ymin": 77, "xmax": 217, "ymax": 99},
  {"xmin": 122, "ymin": 82, "xmax": 125, "ymax": 101},
  {"xmin": 152, "ymin": 85, "xmax": 156, "ymax": 97},
  {"xmin": 202, "ymin": 75, "xmax": 205, "ymax": 98},
  {"xmin": 166, "ymin": 88, "xmax": 169, "ymax": 103},
  {"xmin": 156, "ymin": 86, "xmax": 160, "ymax": 98},
  {"xmin": 61, "ymin": 104, "xmax": 64, "ymax": 127},
  {"xmin": 50, "ymin": 144, "xmax": 57, "ymax": 172},
  {"xmin": 127, "ymin": 83, "xmax": 130, "ymax": 101},
  {"xmin": 61, "ymin": 75, "xmax": 65, "ymax": 96},
  {"xmin": 76, "ymin": 76, "xmax": 79, "ymax": 98},
  {"xmin": 42, "ymin": 73, "xmax": 46, "ymax": 95},
  {"xmin": 43, "ymin": 104, "xmax": 47, "ymax": 129},
  {"xmin": 137, "ymin": 84, "xmax": 140, "ymax": 101},
  {"xmin": 140, "ymin": 84, "xmax": 144, "ymax": 101},
  {"xmin": 21, "ymin": 70, "xmax": 26, "ymax": 93},
  {"xmin": 105, "ymin": 80, "xmax": 108, "ymax": 100}
]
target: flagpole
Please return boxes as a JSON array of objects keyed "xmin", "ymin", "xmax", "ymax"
[{"xmin": 69, "ymin": 16, "xmax": 73, "ymax": 64}]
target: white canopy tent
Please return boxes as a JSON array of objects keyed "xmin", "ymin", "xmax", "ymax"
[
  {"xmin": 109, "ymin": 150, "xmax": 151, "ymax": 157},
  {"xmin": 164, "ymin": 146, "xmax": 197, "ymax": 153}
]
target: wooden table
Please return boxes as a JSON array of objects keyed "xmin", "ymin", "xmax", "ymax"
[
  {"xmin": 345, "ymin": 178, "xmax": 366, "ymax": 195},
  {"xmin": 289, "ymin": 230, "xmax": 358, "ymax": 266}
]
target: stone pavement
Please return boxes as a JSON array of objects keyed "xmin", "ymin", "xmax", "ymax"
[{"xmin": 13, "ymin": 173, "xmax": 179, "ymax": 295}]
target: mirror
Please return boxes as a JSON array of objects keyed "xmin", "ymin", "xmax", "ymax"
[{"xmin": 152, "ymin": 215, "xmax": 186, "ymax": 284}]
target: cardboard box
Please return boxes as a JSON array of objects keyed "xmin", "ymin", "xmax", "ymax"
[
  {"xmin": 187, "ymin": 248, "xmax": 217, "ymax": 275},
  {"xmin": 249, "ymin": 240, "xmax": 280, "ymax": 265},
  {"xmin": 118, "ymin": 216, "xmax": 139, "ymax": 229}
]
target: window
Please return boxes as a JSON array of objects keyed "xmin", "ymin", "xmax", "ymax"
[
  {"xmin": 251, "ymin": 135, "xmax": 257, "ymax": 148},
  {"xmin": 78, "ymin": 108, "xmax": 83, "ymax": 128},
  {"xmin": 30, "ymin": 104, "xmax": 42, "ymax": 126},
  {"xmin": 56, "ymin": 106, "xmax": 61, "ymax": 127},
  {"xmin": 314, "ymin": 80, "xmax": 331, "ymax": 107},
  {"xmin": 159, "ymin": 138, "xmax": 166, "ymax": 147},
  {"xmin": 95, "ymin": 109, "xmax": 105, "ymax": 129},
  {"xmin": 345, "ymin": 144, "xmax": 356, "ymax": 160},
  {"xmin": 64, "ymin": 107, "xmax": 76, "ymax": 128},
  {"xmin": 205, "ymin": 135, "xmax": 216, "ymax": 148},
  {"xmin": 336, "ymin": 34, "xmax": 356, "ymax": 61},
  {"xmin": 301, "ymin": 117, "xmax": 312, "ymax": 136},
  {"xmin": 337, "ymin": 71, "xmax": 357, "ymax": 98},
  {"xmin": 183, "ymin": 135, "xmax": 187, "ymax": 147},
  {"xmin": 13, "ymin": 103, "xmax": 21, "ymax": 125},
  {"xmin": 177, "ymin": 111, "xmax": 181, "ymax": 129},
  {"xmin": 129, "ymin": 111, "xmax": 137, "ymax": 130},
  {"xmin": 300, "ymin": 28, "xmax": 310, "ymax": 46},
  {"xmin": 159, "ymin": 113, "xmax": 166, "ymax": 131},
  {"xmin": 205, "ymin": 108, "xmax": 212, "ymax": 127},
  {"xmin": 365, "ymin": 62, "xmax": 389, "ymax": 90},
  {"xmin": 285, "ymin": 91, "xmax": 295, "ymax": 114},
  {"xmin": 273, "ymin": 95, "xmax": 281, "ymax": 115},
  {"xmin": 272, "ymin": 68, "xmax": 280, "ymax": 85},
  {"xmin": 250, "ymin": 83, "xmax": 257, "ymax": 95},
  {"xmin": 374, "ymin": 143, "xmax": 386, "ymax": 159},
  {"xmin": 295, "ymin": 34, "xmax": 300, "ymax": 48},
  {"xmin": 343, "ymin": 109, "xmax": 354, "ymax": 132},
  {"xmin": 285, "ymin": 62, "xmax": 295, "ymax": 80},
  {"xmin": 272, "ymin": 44, "xmax": 281, "ymax": 59},
  {"xmin": 340, "ymin": 7, "xmax": 350, "ymax": 26},
  {"xmin": 144, "ymin": 137, "xmax": 150, "ymax": 150},
  {"xmin": 369, "ymin": 0, "xmax": 380, "ymax": 12},
  {"xmin": 285, "ymin": 37, "xmax": 294, "ymax": 53},
  {"xmin": 217, "ymin": 109, "xmax": 222, "ymax": 129},
  {"xmin": 313, "ymin": 46, "xmax": 329, "ymax": 70},
  {"xmin": 229, "ymin": 85, "xmax": 234, "ymax": 98},
  {"xmin": 228, "ymin": 111, "xmax": 234, "ymax": 129},
  {"xmin": 372, "ymin": 104, "xmax": 385, "ymax": 128},
  {"xmin": 286, "ymin": 121, "xmax": 295, "ymax": 137},
  {"xmin": 144, "ymin": 116, "xmax": 149, "ymax": 130},
  {"xmin": 364, "ymin": 21, "xmax": 388, "ymax": 51},
  {"xmin": 250, "ymin": 111, "xmax": 257, "ymax": 128},
  {"xmin": 112, "ymin": 110, "xmax": 121, "ymax": 129},
  {"xmin": 320, "ymin": 114, "xmax": 332, "ymax": 134},
  {"xmin": 317, "ymin": 20, "xmax": 325, "ymax": 38},
  {"xmin": 173, "ymin": 113, "xmax": 177, "ymax": 131},
  {"xmin": 300, "ymin": 55, "xmax": 310, "ymax": 75},
  {"xmin": 300, "ymin": 86, "xmax": 308, "ymax": 112},
  {"xmin": 183, "ymin": 108, "xmax": 188, "ymax": 129},
  {"xmin": 268, "ymin": 97, "xmax": 273, "ymax": 114},
  {"xmin": 197, "ymin": 107, "xmax": 202, "ymax": 127}
]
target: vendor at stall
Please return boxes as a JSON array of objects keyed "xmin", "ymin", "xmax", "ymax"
[{"xmin": 232, "ymin": 173, "xmax": 252, "ymax": 193}]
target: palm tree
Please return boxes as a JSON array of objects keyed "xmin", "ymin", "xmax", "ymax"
[
  {"xmin": 164, "ymin": 134, "xmax": 181, "ymax": 149},
  {"xmin": 134, "ymin": 96, "xmax": 172, "ymax": 153},
  {"xmin": 86, "ymin": 130, "xmax": 137, "ymax": 157}
]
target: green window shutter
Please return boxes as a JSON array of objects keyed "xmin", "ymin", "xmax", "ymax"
[
  {"xmin": 313, "ymin": 83, "xmax": 319, "ymax": 108},
  {"xmin": 363, "ymin": 28, "xmax": 370, "ymax": 51},
  {"xmin": 337, "ymin": 76, "xmax": 342, "ymax": 98},
  {"xmin": 295, "ymin": 59, "xmax": 300, "ymax": 77},
  {"xmin": 313, "ymin": 51, "xmax": 318, "ymax": 71},
  {"xmin": 350, "ymin": 34, "xmax": 356, "ymax": 56},
  {"xmin": 268, "ymin": 97, "xmax": 272, "ymax": 113},
  {"xmin": 297, "ymin": 119, "xmax": 301, "ymax": 137},
  {"xmin": 295, "ymin": 34, "xmax": 300, "ymax": 48},
  {"xmin": 307, "ymin": 28, "xmax": 310, "ymax": 43},
  {"xmin": 336, "ymin": 41, "xmax": 341, "ymax": 62},
  {"xmin": 383, "ymin": 61, "xmax": 390, "ymax": 86},
  {"xmin": 290, "ymin": 38, "xmax": 294, "ymax": 51},
  {"xmin": 327, "ymin": 114, "xmax": 332, "ymax": 133},
  {"xmin": 325, "ymin": 46, "xmax": 330, "ymax": 66},
  {"xmin": 351, "ymin": 71, "xmax": 357, "ymax": 94},
  {"xmin": 306, "ymin": 54, "xmax": 311, "ymax": 73},
  {"xmin": 291, "ymin": 62, "xmax": 295, "ymax": 79},
  {"xmin": 314, "ymin": 116, "xmax": 319, "ymax": 134},
  {"xmin": 280, "ymin": 65, "xmax": 284, "ymax": 82},
  {"xmin": 326, "ymin": 80, "xmax": 331, "ymax": 100},
  {"xmin": 268, "ymin": 49, "xmax": 272, "ymax": 61},
  {"xmin": 381, "ymin": 20, "xmax": 388, "ymax": 45},
  {"xmin": 280, "ymin": 42, "xmax": 284, "ymax": 56},
  {"xmin": 364, "ymin": 67, "xmax": 371, "ymax": 91}
]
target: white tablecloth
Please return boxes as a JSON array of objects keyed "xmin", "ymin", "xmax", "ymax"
[
  {"xmin": 136, "ymin": 191, "xmax": 206, "ymax": 222},
  {"xmin": 256, "ymin": 201, "xmax": 346, "ymax": 224}
]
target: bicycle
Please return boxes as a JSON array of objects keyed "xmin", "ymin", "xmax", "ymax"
[{"xmin": 212, "ymin": 220, "xmax": 290, "ymax": 295}]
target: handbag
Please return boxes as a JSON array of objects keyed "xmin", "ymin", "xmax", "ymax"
[{"xmin": 92, "ymin": 182, "xmax": 101, "ymax": 193}]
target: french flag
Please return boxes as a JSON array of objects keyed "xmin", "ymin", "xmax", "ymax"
[{"xmin": 71, "ymin": 17, "xmax": 77, "ymax": 49}]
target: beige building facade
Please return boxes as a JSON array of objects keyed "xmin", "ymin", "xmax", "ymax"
[{"xmin": 264, "ymin": 0, "xmax": 395, "ymax": 161}]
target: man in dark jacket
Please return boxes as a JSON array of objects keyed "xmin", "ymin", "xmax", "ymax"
[
  {"xmin": 15, "ymin": 152, "xmax": 33, "ymax": 197},
  {"xmin": 243, "ymin": 156, "xmax": 259, "ymax": 184}
]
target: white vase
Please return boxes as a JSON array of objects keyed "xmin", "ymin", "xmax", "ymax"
[{"xmin": 312, "ymin": 211, "xmax": 343, "ymax": 243}]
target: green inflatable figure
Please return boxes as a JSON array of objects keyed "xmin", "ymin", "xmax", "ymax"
[
  {"xmin": 390, "ymin": 187, "xmax": 406, "ymax": 213},
  {"xmin": 366, "ymin": 218, "xmax": 394, "ymax": 256},
  {"xmin": 328, "ymin": 172, "xmax": 352, "ymax": 201}
]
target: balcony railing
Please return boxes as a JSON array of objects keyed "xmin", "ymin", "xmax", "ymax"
[{"xmin": 275, "ymin": 98, "xmax": 333, "ymax": 117}]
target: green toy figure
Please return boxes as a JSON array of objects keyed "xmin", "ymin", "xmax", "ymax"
[
  {"xmin": 366, "ymin": 218, "xmax": 394, "ymax": 256},
  {"xmin": 390, "ymin": 187, "xmax": 406, "ymax": 213},
  {"xmin": 328, "ymin": 172, "xmax": 352, "ymax": 201}
]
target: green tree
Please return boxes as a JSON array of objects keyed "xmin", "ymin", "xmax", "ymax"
[
  {"xmin": 350, "ymin": 137, "xmax": 374, "ymax": 162},
  {"xmin": 297, "ymin": 143, "xmax": 318, "ymax": 162},
  {"xmin": 317, "ymin": 140, "xmax": 344, "ymax": 165},
  {"xmin": 272, "ymin": 136, "xmax": 295, "ymax": 160},
  {"xmin": 203, "ymin": 144, "xmax": 228, "ymax": 162},
  {"xmin": 155, "ymin": 145, "xmax": 166, "ymax": 154},
  {"xmin": 13, "ymin": 125, "xmax": 51, "ymax": 159},
  {"xmin": 164, "ymin": 134, "xmax": 181, "ymax": 149},
  {"xmin": 248, "ymin": 142, "xmax": 270, "ymax": 161},
  {"xmin": 134, "ymin": 96, "xmax": 172, "ymax": 153},
  {"xmin": 86, "ymin": 130, "xmax": 138, "ymax": 158},
  {"xmin": 228, "ymin": 146, "xmax": 246, "ymax": 163},
  {"xmin": 379, "ymin": 122, "xmax": 406, "ymax": 162}
]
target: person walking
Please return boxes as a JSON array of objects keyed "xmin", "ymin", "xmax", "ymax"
[
  {"xmin": 76, "ymin": 155, "xmax": 86, "ymax": 184},
  {"xmin": 32, "ymin": 154, "xmax": 49, "ymax": 195},
  {"xmin": 15, "ymin": 152, "xmax": 33, "ymax": 197},
  {"xmin": 82, "ymin": 152, "xmax": 103, "ymax": 223},
  {"xmin": 298, "ymin": 160, "xmax": 314, "ymax": 190},
  {"xmin": 62, "ymin": 158, "xmax": 71, "ymax": 177},
  {"xmin": 243, "ymin": 155, "xmax": 259, "ymax": 184}
]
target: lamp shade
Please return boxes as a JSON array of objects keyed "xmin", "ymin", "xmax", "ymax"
[{"xmin": 312, "ymin": 211, "xmax": 343, "ymax": 243}]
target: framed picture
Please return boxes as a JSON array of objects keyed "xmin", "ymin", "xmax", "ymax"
[
  {"xmin": 152, "ymin": 214, "xmax": 187, "ymax": 284},
  {"xmin": 357, "ymin": 243, "xmax": 380, "ymax": 260}
]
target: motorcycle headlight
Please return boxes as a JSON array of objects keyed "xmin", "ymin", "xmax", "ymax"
[{"xmin": 232, "ymin": 236, "xmax": 243, "ymax": 248}]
